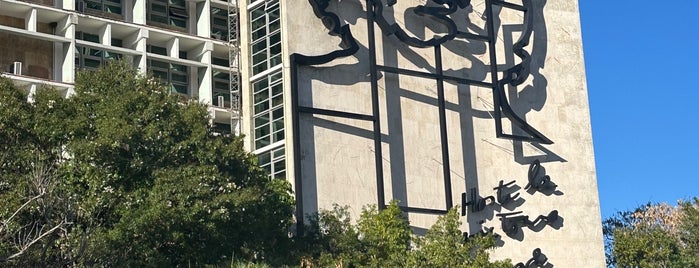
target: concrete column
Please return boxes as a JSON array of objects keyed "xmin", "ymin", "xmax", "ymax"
[
  {"xmin": 56, "ymin": 14, "xmax": 77, "ymax": 84},
  {"xmin": 128, "ymin": 28, "xmax": 149, "ymax": 72},
  {"xmin": 99, "ymin": 24, "xmax": 112, "ymax": 46},
  {"xmin": 25, "ymin": 9, "xmax": 37, "ymax": 32},
  {"xmin": 196, "ymin": 1, "xmax": 211, "ymax": 38},
  {"xmin": 123, "ymin": 0, "xmax": 134, "ymax": 23},
  {"xmin": 166, "ymin": 37, "xmax": 179, "ymax": 58},
  {"xmin": 61, "ymin": 0, "xmax": 74, "ymax": 10},
  {"xmin": 196, "ymin": 42, "xmax": 213, "ymax": 104},
  {"xmin": 132, "ymin": 0, "xmax": 147, "ymax": 25}
]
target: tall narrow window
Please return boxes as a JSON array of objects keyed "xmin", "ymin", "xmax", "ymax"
[
  {"xmin": 252, "ymin": 71, "xmax": 283, "ymax": 149},
  {"xmin": 212, "ymin": 71, "xmax": 231, "ymax": 107},
  {"xmin": 249, "ymin": 0, "xmax": 281, "ymax": 75},
  {"xmin": 211, "ymin": 8, "xmax": 229, "ymax": 41}
]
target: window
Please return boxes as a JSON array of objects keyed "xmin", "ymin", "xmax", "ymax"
[
  {"xmin": 212, "ymin": 122, "xmax": 231, "ymax": 136},
  {"xmin": 147, "ymin": 45, "xmax": 168, "ymax": 56},
  {"xmin": 252, "ymin": 71, "xmax": 283, "ymax": 149},
  {"xmin": 148, "ymin": 59, "xmax": 189, "ymax": 95},
  {"xmin": 212, "ymin": 56, "xmax": 229, "ymax": 67},
  {"xmin": 147, "ymin": 0, "xmax": 188, "ymax": 31},
  {"xmin": 78, "ymin": 0, "xmax": 122, "ymax": 16},
  {"xmin": 258, "ymin": 146, "xmax": 285, "ymax": 179},
  {"xmin": 212, "ymin": 71, "xmax": 231, "ymax": 107},
  {"xmin": 75, "ymin": 32, "xmax": 122, "ymax": 71},
  {"xmin": 211, "ymin": 7, "xmax": 229, "ymax": 41},
  {"xmin": 249, "ymin": 0, "xmax": 281, "ymax": 75}
]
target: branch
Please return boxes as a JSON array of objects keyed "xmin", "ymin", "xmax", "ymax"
[
  {"xmin": 2, "ymin": 221, "xmax": 66, "ymax": 262},
  {"xmin": 0, "ymin": 193, "xmax": 45, "ymax": 234}
]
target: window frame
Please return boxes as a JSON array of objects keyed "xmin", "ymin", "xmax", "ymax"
[{"xmin": 147, "ymin": 0, "xmax": 189, "ymax": 31}]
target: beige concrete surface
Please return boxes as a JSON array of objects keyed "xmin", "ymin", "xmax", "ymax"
[{"xmin": 251, "ymin": 0, "xmax": 606, "ymax": 266}]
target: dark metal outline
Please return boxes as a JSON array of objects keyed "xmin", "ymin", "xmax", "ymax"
[{"xmin": 289, "ymin": 0, "xmax": 552, "ymax": 229}]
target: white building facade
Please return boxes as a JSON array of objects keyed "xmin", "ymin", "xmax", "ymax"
[{"xmin": 2, "ymin": 0, "xmax": 605, "ymax": 265}]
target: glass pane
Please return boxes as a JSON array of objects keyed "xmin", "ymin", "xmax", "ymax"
[
  {"xmin": 151, "ymin": 3, "xmax": 167, "ymax": 13},
  {"xmin": 172, "ymin": 84, "xmax": 187, "ymax": 94},
  {"xmin": 85, "ymin": 0, "xmax": 102, "ymax": 10},
  {"xmin": 150, "ymin": 14, "xmax": 168, "ymax": 24},
  {"xmin": 272, "ymin": 118, "xmax": 284, "ymax": 132},
  {"xmin": 171, "ymin": 64, "xmax": 187, "ymax": 72},
  {"xmin": 89, "ymin": 48, "xmax": 102, "ymax": 57},
  {"xmin": 273, "ymin": 128, "xmax": 284, "ymax": 142},
  {"xmin": 258, "ymin": 151, "xmax": 271, "ymax": 166},
  {"xmin": 212, "ymin": 57, "xmax": 229, "ymax": 66},
  {"xmin": 272, "ymin": 148, "xmax": 285, "ymax": 158},
  {"xmin": 149, "ymin": 60, "xmax": 168, "ymax": 68},
  {"xmin": 106, "ymin": 5, "xmax": 122, "ymax": 14},
  {"xmin": 84, "ymin": 58, "xmax": 101, "ymax": 68},
  {"xmin": 271, "ymin": 94, "xmax": 283, "ymax": 108},
  {"xmin": 254, "ymin": 115, "xmax": 269, "ymax": 128},
  {"xmin": 170, "ymin": 0, "xmax": 185, "ymax": 7},
  {"xmin": 253, "ymin": 79, "xmax": 268, "ymax": 93},
  {"xmin": 171, "ymin": 73, "xmax": 187, "ymax": 83},
  {"xmin": 271, "ymin": 83, "xmax": 282, "ymax": 96},
  {"xmin": 272, "ymin": 107, "xmax": 284, "ymax": 119},
  {"xmin": 255, "ymin": 125, "xmax": 270, "ymax": 138},
  {"xmin": 254, "ymin": 101, "xmax": 269, "ymax": 115},
  {"xmin": 170, "ymin": 18, "xmax": 187, "ymax": 28},
  {"xmin": 252, "ymin": 41, "xmax": 267, "ymax": 54},
  {"xmin": 152, "ymin": 70, "xmax": 168, "ymax": 79},
  {"xmin": 111, "ymin": 38, "xmax": 123, "ymax": 47},
  {"xmin": 214, "ymin": 81, "xmax": 228, "ymax": 91},
  {"xmin": 252, "ymin": 64, "xmax": 266, "ymax": 75}
]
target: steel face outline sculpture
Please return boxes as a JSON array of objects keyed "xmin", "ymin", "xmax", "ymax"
[{"xmin": 291, "ymin": 0, "xmax": 553, "ymax": 224}]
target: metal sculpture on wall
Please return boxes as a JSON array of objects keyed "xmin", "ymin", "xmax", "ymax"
[
  {"xmin": 291, "ymin": 0, "xmax": 553, "ymax": 221},
  {"xmin": 290, "ymin": 0, "xmax": 560, "ymax": 264},
  {"xmin": 514, "ymin": 248, "xmax": 550, "ymax": 268},
  {"xmin": 526, "ymin": 159, "xmax": 558, "ymax": 193},
  {"xmin": 496, "ymin": 210, "xmax": 559, "ymax": 237}
]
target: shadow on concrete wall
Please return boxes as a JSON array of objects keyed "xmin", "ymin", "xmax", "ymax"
[{"xmin": 291, "ymin": 0, "xmax": 565, "ymax": 244}]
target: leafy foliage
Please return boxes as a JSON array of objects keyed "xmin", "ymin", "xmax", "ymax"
[
  {"xmin": 298, "ymin": 201, "xmax": 511, "ymax": 267},
  {"xmin": 0, "ymin": 61, "xmax": 294, "ymax": 266},
  {"xmin": 604, "ymin": 199, "xmax": 699, "ymax": 268}
]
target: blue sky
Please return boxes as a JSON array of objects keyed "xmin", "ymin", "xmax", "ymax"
[{"xmin": 579, "ymin": 2, "xmax": 699, "ymax": 218}]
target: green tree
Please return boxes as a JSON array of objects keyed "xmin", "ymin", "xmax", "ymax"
[
  {"xmin": 409, "ymin": 208, "xmax": 510, "ymax": 268},
  {"xmin": 298, "ymin": 202, "xmax": 510, "ymax": 268},
  {"xmin": 0, "ymin": 61, "xmax": 295, "ymax": 266},
  {"xmin": 604, "ymin": 199, "xmax": 699, "ymax": 268},
  {"xmin": 679, "ymin": 198, "xmax": 699, "ymax": 267}
]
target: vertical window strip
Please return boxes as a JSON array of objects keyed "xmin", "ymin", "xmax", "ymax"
[
  {"xmin": 258, "ymin": 146, "xmax": 286, "ymax": 179},
  {"xmin": 252, "ymin": 70, "xmax": 283, "ymax": 150},
  {"xmin": 248, "ymin": 0, "xmax": 281, "ymax": 75}
]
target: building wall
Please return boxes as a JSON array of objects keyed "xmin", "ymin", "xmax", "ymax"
[
  {"xmin": 0, "ymin": 0, "xmax": 238, "ymax": 127},
  {"xmin": 0, "ymin": 15, "xmax": 54, "ymax": 80},
  {"xmin": 282, "ymin": 0, "xmax": 604, "ymax": 266}
]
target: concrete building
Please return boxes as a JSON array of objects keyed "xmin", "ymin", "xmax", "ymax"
[
  {"xmin": 0, "ymin": 0, "xmax": 240, "ymax": 134},
  {"xmin": 1, "ymin": 0, "xmax": 604, "ymax": 265}
]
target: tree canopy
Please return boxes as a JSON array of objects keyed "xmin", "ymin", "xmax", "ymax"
[
  {"xmin": 604, "ymin": 198, "xmax": 699, "ymax": 268},
  {"xmin": 297, "ymin": 201, "xmax": 511, "ymax": 268},
  {"xmin": 0, "ymin": 61, "xmax": 294, "ymax": 266}
]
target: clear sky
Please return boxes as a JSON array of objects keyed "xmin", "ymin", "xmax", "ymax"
[{"xmin": 578, "ymin": 2, "xmax": 699, "ymax": 219}]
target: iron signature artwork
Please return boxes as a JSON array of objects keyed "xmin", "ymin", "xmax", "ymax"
[{"xmin": 290, "ymin": 0, "xmax": 559, "ymax": 261}]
